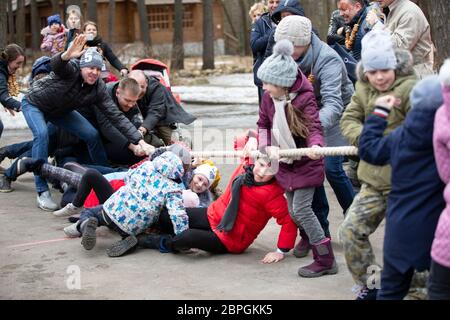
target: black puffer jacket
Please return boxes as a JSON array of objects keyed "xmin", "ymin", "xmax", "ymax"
[
  {"xmin": 26, "ymin": 53, "xmax": 141, "ymax": 144},
  {"xmin": 94, "ymin": 81, "xmax": 143, "ymax": 149},
  {"xmin": 0, "ymin": 59, "xmax": 21, "ymax": 111},
  {"xmin": 138, "ymin": 76, "xmax": 196, "ymax": 131}
]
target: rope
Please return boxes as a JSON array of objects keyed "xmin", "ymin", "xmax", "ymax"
[{"xmin": 190, "ymin": 146, "xmax": 358, "ymax": 158}]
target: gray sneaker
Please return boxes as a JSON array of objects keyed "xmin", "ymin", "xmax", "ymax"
[
  {"xmin": 36, "ymin": 191, "xmax": 59, "ymax": 211},
  {"xmin": 0, "ymin": 174, "xmax": 13, "ymax": 193}
]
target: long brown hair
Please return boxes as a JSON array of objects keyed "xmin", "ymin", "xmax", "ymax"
[
  {"xmin": 284, "ymin": 90, "xmax": 310, "ymax": 139},
  {"xmin": 1, "ymin": 44, "xmax": 25, "ymax": 64}
]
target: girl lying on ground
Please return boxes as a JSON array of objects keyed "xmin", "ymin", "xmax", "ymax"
[
  {"xmin": 16, "ymin": 145, "xmax": 220, "ymax": 233},
  {"xmin": 19, "ymin": 144, "xmax": 192, "ymax": 255},
  {"xmin": 107, "ymin": 154, "xmax": 298, "ymax": 263}
]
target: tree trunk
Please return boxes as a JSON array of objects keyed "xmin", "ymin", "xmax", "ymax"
[
  {"xmin": 0, "ymin": 0, "xmax": 7, "ymax": 48},
  {"xmin": 137, "ymin": 0, "xmax": 152, "ymax": 55},
  {"xmin": 202, "ymin": 0, "xmax": 215, "ymax": 70},
  {"xmin": 16, "ymin": 0, "xmax": 25, "ymax": 49},
  {"xmin": 108, "ymin": 0, "xmax": 116, "ymax": 43},
  {"xmin": 87, "ymin": 0, "xmax": 97, "ymax": 22},
  {"xmin": 414, "ymin": 0, "xmax": 450, "ymax": 69},
  {"xmin": 238, "ymin": 0, "xmax": 250, "ymax": 56},
  {"xmin": 62, "ymin": 0, "xmax": 66, "ymax": 21},
  {"xmin": 171, "ymin": 0, "xmax": 184, "ymax": 70},
  {"xmin": 30, "ymin": 0, "xmax": 40, "ymax": 52},
  {"xmin": 7, "ymin": 0, "xmax": 15, "ymax": 43},
  {"xmin": 51, "ymin": 0, "xmax": 59, "ymax": 14}
]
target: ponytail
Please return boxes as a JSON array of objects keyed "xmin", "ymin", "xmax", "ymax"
[{"xmin": 285, "ymin": 91, "xmax": 310, "ymax": 139}]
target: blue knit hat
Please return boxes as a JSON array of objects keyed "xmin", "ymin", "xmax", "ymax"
[
  {"xmin": 47, "ymin": 14, "xmax": 62, "ymax": 26},
  {"xmin": 361, "ymin": 29, "xmax": 397, "ymax": 72},
  {"xmin": 79, "ymin": 48, "xmax": 104, "ymax": 70},
  {"xmin": 257, "ymin": 39, "xmax": 298, "ymax": 88}
]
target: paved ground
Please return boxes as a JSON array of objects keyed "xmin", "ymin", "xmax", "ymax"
[{"xmin": 0, "ymin": 130, "xmax": 385, "ymax": 300}]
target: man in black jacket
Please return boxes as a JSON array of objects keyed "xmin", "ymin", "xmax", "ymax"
[
  {"xmin": 128, "ymin": 70, "xmax": 196, "ymax": 146},
  {"xmin": 95, "ymin": 77, "xmax": 149, "ymax": 166},
  {"xmin": 21, "ymin": 34, "xmax": 154, "ymax": 211}
]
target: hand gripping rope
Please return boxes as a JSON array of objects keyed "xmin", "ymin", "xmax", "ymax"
[{"xmin": 190, "ymin": 146, "xmax": 358, "ymax": 159}]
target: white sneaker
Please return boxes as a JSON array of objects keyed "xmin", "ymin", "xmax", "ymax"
[
  {"xmin": 53, "ymin": 203, "xmax": 83, "ymax": 217},
  {"xmin": 63, "ymin": 222, "xmax": 81, "ymax": 238},
  {"xmin": 37, "ymin": 191, "xmax": 59, "ymax": 211}
]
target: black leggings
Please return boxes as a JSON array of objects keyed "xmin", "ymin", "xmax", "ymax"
[
  {"xmin": 159, "ymin": 207, "xmax": 228, "ymax": 254},
  {"xmin": 72, "ymin": 169, "xmax": 114, "ymax": 208}
]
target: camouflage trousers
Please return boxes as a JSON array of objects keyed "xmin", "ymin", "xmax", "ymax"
[{"xmin": 338, "ymin": 183, "xmax": 389, "ymax": 286}]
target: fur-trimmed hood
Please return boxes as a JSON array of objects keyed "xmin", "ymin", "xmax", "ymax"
[{"xmin": 357, "ymin": 49, "xmax": 415, "ymax": 83}]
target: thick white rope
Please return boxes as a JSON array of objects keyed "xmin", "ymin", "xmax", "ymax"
[{"xmin": 190, "ymin": 146, "xmax": 358, "ymax": 158}]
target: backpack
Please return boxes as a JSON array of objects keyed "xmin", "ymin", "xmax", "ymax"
[{"xmin": 330, "ymin": 43, "xmax": 358, "ymax": 85}]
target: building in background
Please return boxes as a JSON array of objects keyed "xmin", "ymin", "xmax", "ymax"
[{"xmin": 7, "ymin": 0, "xmax": 225, "ymax": 56}]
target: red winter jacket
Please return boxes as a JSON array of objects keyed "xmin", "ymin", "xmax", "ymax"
[{"xmin": 207, "ymin": 164, "xmax": 297, "ymax": 254}]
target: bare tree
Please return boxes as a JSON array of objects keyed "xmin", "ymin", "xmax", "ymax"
[
  {"xmin": 137, "ymin": 0, "xmax": 152, "ymax": 55},
  {"xmin": 0, "ymin": 0, "xmax": 7, "ymax": 48},
  {"xmin": 16, "ymin": 0, "xmax": 25, "ymax": 49},
  {"xmin": 30, "ymin": 0, "xmax": 41, "ymax": 52},
  {"xmin": 202, "ymin": 0, "xmax": 215, "ymax": 70},
  {"xmin": 413, "ymin": 0, "xmax": 450, "ymax": 68},
  {"xmin": 108, "ymin": 0, "xmax": 116, "ymax": 43},
  {"xmin": 238, "ymin": 0, "xmax": 250, "ymax": 56},
  {"xmin": 51, "ymin": 0, "xmax": 59, "ymax": 14},
  {"xmin": 87, "ymin": 0, "xmax": 98, "ymax": 22},
  {"xmin": 7, "ymin": 0, "xmax": 15, "ymax": 43},
  {"xmin": 171, "ymin": 0, "xmax": 184, "ymax": 70}
]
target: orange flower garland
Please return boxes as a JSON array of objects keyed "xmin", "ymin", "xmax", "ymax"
[
  {"xmin": 345, "ymin": 23, "xmax": 360, "ymax": 50},
  {"xmin": 7, "ymin": 74, "xmax": 20, "ymax": 97}
]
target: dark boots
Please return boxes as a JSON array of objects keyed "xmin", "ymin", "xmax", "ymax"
[
  {"xmin": 80, "ymin": 217, "xmax": 98, "ymax": 250},
  {"xmin": 16, "ymin": 157, "xmax": 45, "ymax": 175},
  {"xmin": 137, "ymin": 234, "xmax": 173, "ymax": 253},
  {"xmin": 297, "ymin": 238, "xmax": 338, "ymax": 278},
  {"xmin": 293, "ymin": 229, "xmax": 312, "ymax": 258}
]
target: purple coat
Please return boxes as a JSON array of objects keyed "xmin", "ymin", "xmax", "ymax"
[
  {"xmin": 257, "ymin": 70, "xmax": 324, "ymax": 191},
  {"xmin": 432, "ymin": 86, "xmax": 450, "ymax": 268}
]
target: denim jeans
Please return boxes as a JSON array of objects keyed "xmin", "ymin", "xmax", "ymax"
[
  {"xmin": 78, "ymin": 205, "xmax": 129, "ymax": 238},
  {"xmin": 2, "ymin": 140, "xmax": 33, "ymax": 158},
  {"xmin": 325, "ymin": 155, "xmax": 355, "ymax": 214},
  {"xmin": 21, "ymin": 98, "xmax": 108, "ymax": 193}
]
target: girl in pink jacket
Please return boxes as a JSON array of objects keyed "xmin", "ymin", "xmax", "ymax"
[
  {"xmin": 40, "ymin": 14, "xmax": 67, "ymax": 56},
  {"xmin": 430, "ymin": 59, "xmax": 450, "ymax": 300}
]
